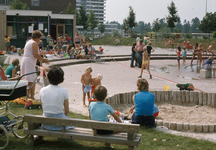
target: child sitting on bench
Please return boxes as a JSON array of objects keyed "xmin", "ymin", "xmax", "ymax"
[{"xmin": 88, "ymin": 85, "xmax": 122, "ymax": 148}]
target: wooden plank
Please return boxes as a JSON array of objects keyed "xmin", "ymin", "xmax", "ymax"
[
  {"xmin": 24, "ymin": 115, "xmax": 140, "ymax": 133},
  {"xmin": 127, "ymin": 133, "xmax": 135, "ymax": 140},
  {"xmin": 62, "ymin": 126, "xmax": 66, "ymax": 133},
  {"xmin": 28, "ymin": 135, "xmax": 43, "ymax": 147},
  {"xmin": 93, "ymin": 129, "xmax": 97, "ymax": 136},
  {"xmin": 28, "ymin": 123, "xmax": 41, "ymax": 130},
  {"xmin": 24, "ymin": 129, "xmax": 142, "ymax": 146}
]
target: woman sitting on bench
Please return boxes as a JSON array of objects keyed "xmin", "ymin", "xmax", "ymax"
[{"xmin": 40, "ymin": 66, "xmax": 74, "ymax": 130}]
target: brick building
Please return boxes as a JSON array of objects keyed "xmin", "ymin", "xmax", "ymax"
[{"xmin": 20, "ymin": 0, "xmax": 76, "ymax": 14}]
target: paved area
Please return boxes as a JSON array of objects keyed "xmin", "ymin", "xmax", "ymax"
[{"xmin": 2, "ymin": 46, "xmax": 216, "ymax": 143}]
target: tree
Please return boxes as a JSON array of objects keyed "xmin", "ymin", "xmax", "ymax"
[
  {"xmin": 174, "ymin": 21, "xmax": 182, "ymax": 33},
  {"xmin": 10, "ymin": 0, "xmax": 28, "ymax": 10},
  {"xmin": 190, "ymin": 17, "xmax": 201, "ymax": 33},
  {"xmin": 63, "ymin": 3, "xmax": 80, "ymax": 25},
  {"xmin": 166, "ymin": 1, "xmax": 180, "ymax": 33},
  {"xmin": 152, "ymin": 18, "xmax": 161, "ymax": 32},
  {"xmin": 98, "ymin": 22, "xmax": 105, "ymax": 34},
  {"xmin": 121, "ymin": 18, "xmax": 129, "ymax": 32},
  {"xmin": 199, "ymin": 12, "xmax": 216, "ymax": 33},
  {"xmin": 183, "ymin": 20, "xmax": 191, "ymax": 33},
  {"xmin": 86, "ymin": 10, "xmax": 99, "ymax": 36},
  {"xmin": 159, "ymin": 18, "xmax": 167, "ymax": 28},
  {"xmin": 79, "ymin": 6, "xmax": 88, "ymax": 29},
  {"xmin": 110, "ymin": 21, "xmax": 121, "ymax": 29},
  {"xmin": 127, "ymin": 6, "xmax": 137, "ymax": 31}
]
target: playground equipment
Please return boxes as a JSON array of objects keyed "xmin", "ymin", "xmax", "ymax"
[{"xmin": 176, "ymin": 83, "xmax": 194, "ymax": 91}]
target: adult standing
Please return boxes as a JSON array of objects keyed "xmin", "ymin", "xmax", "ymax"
[
  {"xmin": 135, "ymin": 40, "xmax": 145, "ymax": 68},
  {"xmin": 20, "ymin": 30, "xmax": 49, "ymax": 99},
  {"xmin": 136, "ymin": 35, "xmax": 140, "ymax": 43},
  {"xmin": 129, "ymin": 78, "xmax": 156, "ymax": 128},
  {"xmin": 74, "ymin": 32, "xmax": 81, "ymax": 48}
]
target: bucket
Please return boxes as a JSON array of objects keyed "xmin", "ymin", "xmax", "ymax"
[
  {"xmin": 84, "ymin": 85, "xmax": 91, "ymax": 93},
  {"xmin": 10, "ymin": 51, "xmax": 13, "ymax": 55},
  {"xmin": 164, "ymin": 85, "xmax": 169, "ymax": 91}
]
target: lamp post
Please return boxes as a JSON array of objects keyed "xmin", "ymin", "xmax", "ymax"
[{"xmin": 205, "ymin": 0, "xmax": 207, "ymax": 14}]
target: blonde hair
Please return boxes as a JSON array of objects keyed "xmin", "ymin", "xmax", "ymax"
[
  {"xmin": 137, "ymin": 79, "xmax": 149, "ymax": 91},
  {"xmin": 209, "ymin": 56, "xmax": 214, "ymax": 61},
  {"xmin": 12, "ymin": 58, "xmax": 19, "ymax": 66},
  {"xmin": 89, "ymin": 43, "xmax": 92, "ymax": 46},
  {"xmin": 143, "ymin": 46, "xmax": 147, "ymax": 51},
  {"xmin": 40, "ymin": 40, "xmax": 43, "ymax": 43},
  {"xmin": 96, "ymin": 74, "xmax": 103, "ymax": 80},
  {"xmin": 85, "ymin": 66, "xmax": 92, "ymax": 72},
  {"xmin": 47, "ymin": 35, "xmax": 51, "ymax": 38}
]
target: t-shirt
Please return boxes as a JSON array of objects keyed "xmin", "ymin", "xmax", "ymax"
[
  {"xmin": 132, "ymin": 46, "xmax": 135, "ymax": 53},
  {"xmin": 153, "ymin": 104, "xmax": 159, "ymax": 114},
  {"xmin": 40, "ymin": 85, "xmax": 69, "ymax": 114},
  {"xmin": 204, "ymin": 59, "xmax": 212, "ymax": 65},
  {"xmin": 5, "ymin": 64, "xmax": 15, "ymax": 78},
  {"xmin": 147, "ymin": 46, "xmax": 152, "ymax": 54},
  {"xmin": 135, "ymin": 42, "xmax": 145, "ymax": 52},
  {"xmin": 134, "ymin": 91, "xmax": 155, "ymax": 116},
  {"xmin": 66, "ymin": 36, "xmax": 71, "ymax": 42},
  {"xmin": 136, "ymin": 37, "xmax": 140, "ymax": 43},
  {"xmin": 47, "ymin": 38, "xmax": 50, "ymax": 43},
  {"xmin": 5, "ymin": 37, "xmax": 11, "ymax": 43},
  {"xmin": 177, "ymin": 51, "xmax": 180, "ymax": 57},
  {"xmin": 88, "ymin": 102, "xmax": 114, "ymax": 122},
  {"xmin": 182, "ymin": 50, "xmax": 186, "ymax": 57}
]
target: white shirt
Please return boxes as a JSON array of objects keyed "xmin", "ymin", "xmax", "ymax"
[{"xmin": 40, "ymin": 85, "xmax": 69, "ymax": 114}]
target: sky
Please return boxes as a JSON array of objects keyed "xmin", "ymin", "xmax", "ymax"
[{"xmin": 105, "ymin": 0, "xmax": 216, "ymax": 24}]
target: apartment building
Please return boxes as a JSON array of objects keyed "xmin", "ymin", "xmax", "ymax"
[{"xmin": 76, "ymin": 0, "xmax": 106, "ymax": 23}]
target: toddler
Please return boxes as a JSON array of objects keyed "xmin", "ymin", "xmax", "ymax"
[
  {"xmin": 182, "ymin": 47, "xmax": 187, "ymax": 65},
  {"xmin": 88, "ymin": 85, "xmax": 122, "ymax": 148},
  {"xmin": 81, "ymin": 66, "xmax": 92, "ymax": 107}
]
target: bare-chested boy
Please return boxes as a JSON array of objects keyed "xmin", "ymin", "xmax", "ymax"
[
  {"xmin": 138, "ymin": 46, "xmax": 152, "ymax": 79},
  {"xmin": 91, "ymin": 74, "xmax": 103, "ymax": 98},
  {"xmin": 81, "ymin": 66, "xmax": 92, "ymax": 107}
]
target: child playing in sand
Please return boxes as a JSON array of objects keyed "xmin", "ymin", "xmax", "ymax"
[
  {"xmin": 176, "ymin": 47, "xmax": 181, "ymax": 69},
  {"xmin": 91, "ymin": 74, "xmax": 103, "ymax": 98},
  {"xmin": 182, "ymin": 46, "xmax": 187, "ymax": 65},
  {"xmin": 81, "ymin": 66, "xmax": 92, "ymax": 107},
  {"xmin": 88, "ymin": 85, "xmax": 122, "ymax": 148},
  {"xmin": 138, "ymin": 46, "xmax": 152, "ymax": 79}
]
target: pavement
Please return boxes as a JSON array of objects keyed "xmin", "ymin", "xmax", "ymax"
[{"xmin": 2, "ymin": 45, "xmax": 216, "ymax": 143}]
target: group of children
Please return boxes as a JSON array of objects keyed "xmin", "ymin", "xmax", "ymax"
[{"xmin": 176, "ymin": 42, "xmax": 215, "ymax": 69}]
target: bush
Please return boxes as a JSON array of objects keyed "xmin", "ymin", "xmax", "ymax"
[
  {"xmin": 202, "ymin": 35, "xmax": 209, "ymax": 40},
  {"xmin": 185, "ymin": 33, "xmax": 192, "ymax": 39},
  {"xmin": 212, "ymin": 30, "xmax": 216, "ymax": 38}
]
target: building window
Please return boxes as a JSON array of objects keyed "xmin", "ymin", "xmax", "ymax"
[
  {"xmin": 31, "ymin": 0, "xmax": 39, "ymax": 6},
  {"xmin": 7, "ymin": 0, "xmax": 13, "ymax": 5},
  {"xmin": 0, "ymin": 0, "xmax": 6, "ymax": 5}
]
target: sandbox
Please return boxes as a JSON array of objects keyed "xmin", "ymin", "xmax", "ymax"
[{"xmin": 106, "ymin": 90, "xmax": 216, "ymax": 133}]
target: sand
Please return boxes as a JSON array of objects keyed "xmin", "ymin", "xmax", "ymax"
[{"xmin": 112, "ymin": 102, "xmax": 216, "ymax": 124}]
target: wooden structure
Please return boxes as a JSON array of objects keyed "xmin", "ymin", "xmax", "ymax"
[{"xmin": 24, "ymin": 114, "xmax": 142, "ymax": 150}]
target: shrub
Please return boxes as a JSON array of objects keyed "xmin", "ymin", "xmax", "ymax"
[
  {"xmin": 185, "ymin": 33, "xmax": 192, "ymax": 39},
  {"xmin": 212, "ymin": 30, "xmax": 216, "ymax": 38},
  {"xmin": 202, "ymin": 35, "xmax": 209, "ymax": 40}
]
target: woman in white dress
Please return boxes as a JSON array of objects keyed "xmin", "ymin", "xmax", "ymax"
[{"xmin": 20, "ymin": 30, "xmax": 49, "ymax": 99}]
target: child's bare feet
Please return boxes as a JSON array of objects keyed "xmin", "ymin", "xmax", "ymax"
[
  {"xmin": 105, "ymin": 143, "xmax": 114, "ymax": 148},
  {"xmin": 83, "ymin": 104, "xmax": 87, "ymax": 107}
]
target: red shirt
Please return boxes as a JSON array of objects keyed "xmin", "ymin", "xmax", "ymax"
[
  {"xmin": 135, "ymin": 42, "xmax": 145, "ymax": 52},
  {"xmin": 177, "ymin": 51, "xmax": 180, "ymax": 56}
]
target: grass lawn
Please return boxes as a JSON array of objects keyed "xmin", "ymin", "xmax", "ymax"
[{"xmin": 1, "ymin": 102, "xmax": 216, "ymax": 150}]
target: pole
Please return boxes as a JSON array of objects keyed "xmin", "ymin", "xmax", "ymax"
[{"xmin": 205, "ymin": 0, "xmax": 207, "ymax": 14}]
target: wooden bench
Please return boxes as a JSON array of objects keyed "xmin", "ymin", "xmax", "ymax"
[{"xmin": 24, "ymin": 114, "xmax": 142, "ymax": 150}]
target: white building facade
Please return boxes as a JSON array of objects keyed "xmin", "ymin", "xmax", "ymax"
[{"xmin": 76, "ymin": 0, "xmax": 106, "ymax": 23}]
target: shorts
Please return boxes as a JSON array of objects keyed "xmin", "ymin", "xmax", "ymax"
[
  {"xmin": 75, "ymin": 42, "xmax": 80, "ymax": 44},
  {"xmin": 142, "ymin": 61, "xmax": 148, "ymax": 65},
  {"xmin": 204, "ymin": 64, "xmax": 211, "ymax": 70},
  {"xmin": 177, "ymin": 57, "xmax": 181, "ymax": 60},
  {"xmin": 5, "ymin": 42, "xmax": 10, "ymax": 47},
  {"xmin": 68, "ymin": 40, "xmax": 72, "ymax": 43},
  {"xmin": 148, "ymin": 53, "xmax": 151, "ymax": 57},
  {"xmin": 49, "ymin": 46, "xmax": 53, "ymax": 49},
  {"xmin": 153, "ymin": 111, "xmax": 159, "ymax": 117}
]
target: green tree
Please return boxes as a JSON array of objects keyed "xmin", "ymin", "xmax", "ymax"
[
  {"xmin": 63, "ymin": 3, "xmax": 80, "ymax": 25},
  {"xmin": 199, "ymin": 12, "xmax": 216, "ymax": 33},
  {"xmin": 166, "ymin": 1, "xmax": 180, "ymax": 33},
  {"xmin": 190, "ymin": 17, "xmax": 201, "ymax": 33},
  {"xmin": 86, "ymin": 10, "xmax": 99, "ymax": 36},
  {"xmin": 183, "ymin": 20, "xmax": 191, "ymax": 33},
  {"xmin": 127, "ymin": 6, "xmax": 137, "ymax": 31},
  {"xmin": 121, "ymin": 18, "xmax": 129, "ymax": 32},
  {"xmin": 152, "ymin": 18, "xmax": 161, "ymax": 32},
  {"xmin": 79, "ymin": 6, "xmax": 88, "ymax": 29},
  {"xmin": 10, "ymin": 0, "xmax": 28, "ymax": 10},
  {"xmin": 98, "ymin": 22, "xmax": 105, "ymax": 34}
]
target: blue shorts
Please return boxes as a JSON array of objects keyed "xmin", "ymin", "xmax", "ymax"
[
  {"xmin": 68, "ymin": 40, "xmax": 72, "ymax": 43},
  {"xmin": 177, "ymin": 57, "xmax": 181, "ymax": 60}
]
